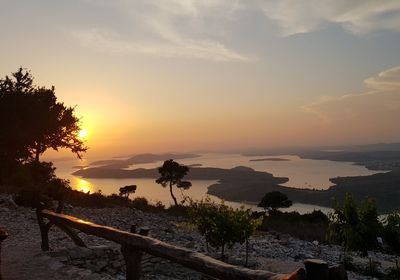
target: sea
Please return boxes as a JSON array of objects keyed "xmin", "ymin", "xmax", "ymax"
[{"xmin": 51, "ymin": 153, "xmax": 383, "ymax": 214}]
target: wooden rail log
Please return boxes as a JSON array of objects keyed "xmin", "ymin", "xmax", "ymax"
[
  {"xmin": 41, "ymin": 210, "xmax": 289, "ymax": 280},
  {"xmin": 0, "ymin": 228, "xmax": 9, "ymax": 280}
]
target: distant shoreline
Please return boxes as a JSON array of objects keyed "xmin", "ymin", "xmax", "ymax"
[{"xmin": 249, "ymin": 158, "xmax": 290, "ymax": 162}]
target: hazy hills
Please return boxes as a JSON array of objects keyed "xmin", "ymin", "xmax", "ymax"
[{"xmin": 89, "ymin": 153, "xmax": 200, "ymax": 169}]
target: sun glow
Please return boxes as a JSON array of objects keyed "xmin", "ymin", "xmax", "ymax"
[
  {"xmin": 76, "ymin": 178, "xmax": 93, "ymax": 194},
  {"xmin": 78, "ymin": 129, "xmax": 89, "ymax": 140}
]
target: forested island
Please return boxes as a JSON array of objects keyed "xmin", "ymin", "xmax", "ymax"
[
  {"xmin": 74, "ymin": 163, "xmax": 400, "ymax": 213},
  {"xmin": 249, "ymin": 158, "xmax": 290, "ymax": 162}
]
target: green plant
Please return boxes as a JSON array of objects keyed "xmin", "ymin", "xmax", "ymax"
[
  {"xmin": 327, "ymin": 194, "xmax": 383, "ymax": 256},
  {"xmin": 340, "ymin": 252, "xmax": 356, "ymax": 271},
  {"xmin": 189, "ymin": 198, "xmax": 262, "ymax": 262},
  {"xmin": 364, "ymin": 258, "xmax": 383, "ymax": 278},
  {"xmin": 386, "ymin": 259, "xmax": 400, "ymax": 280},
  {"xmin": 384, "ymin": 213, "xmax": 400, "ymax": 254}
]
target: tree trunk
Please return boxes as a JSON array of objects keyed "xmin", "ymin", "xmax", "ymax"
[
  {"xmin": 35, "ymin": 146, "xmax": 40, "ymax": 163},
  {"xmin": 221, "ymin": 244, "xmax": 225, "ymax": 261},
  {"xmin": 245, "ymin": 238, "xmax": 249, "ymax": 267},
  {"xmin": 169, "ymin": 183, "xmax": 178, "ymax": 206}
]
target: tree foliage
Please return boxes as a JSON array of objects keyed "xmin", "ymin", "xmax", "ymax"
[
  {"xmin": 189, "ymin": 198, "xmax": 262, "ymax": 262},
  {"xmin": 155, "ymin": 159, "xmax": 191, "ymax": 206},
  {"xmin": 383, "ymin": 212, "xmax": 400, "ymax": 254},
  {"xmin": 13, "ymin": 161, "xmax": 71, "ymax": 210},
  {"xmin": 327, "ymin": 194, "xmax": 383, "ymax": 256},
  {"xmin": 258, "ymin": 191, "xmax": 292, "ymax": 211},
  {"xmin": 119, "ymin": 185, "xmax": 137, "ymax": 199},
  {"xmin": 0, "ymin": 68, "xmax": 87, "ymax": 182}
]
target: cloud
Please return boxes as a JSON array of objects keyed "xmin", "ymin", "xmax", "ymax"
[
  {"xmin": 260, "ymin": 0, "xmax": 400, "ymax": 36},
  {"xmin": 72, "ymin": 0, "xmax": 249, "ymax": 62},
  {"xmin": 72, "ymin": 28, "xmax": 249, "ymax": 62},
  {"xmin": 304, "ymin": 66, "xmax": 400, "ymax": 125},
  {"xmin": 72, "ymin": 1, "xmax": 400, "ymax": 59}
]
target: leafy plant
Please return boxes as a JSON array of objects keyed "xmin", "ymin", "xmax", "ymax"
[
  {"xmin": 386, "ymin": 259, "xmax": 400, "ymax": 280},
  {"xmin": 327, "ymin": 194, "xmax": 383, "ymax": 256},
  {"xmin": 383, "ymin": 212, "xmax": 400, "ymax": 254},
  {"xmin": 189, "ymin": 198, "xmax": 262, "ymax": 263}
]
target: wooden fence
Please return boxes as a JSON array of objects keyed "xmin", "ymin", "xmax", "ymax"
[
  {"xmin": 0, "ymin": 228, "xmax": 8, "ymax": 280},
  {"xmin": 36, "ymin": 209, "xmax": 308, "ymax": 280}
]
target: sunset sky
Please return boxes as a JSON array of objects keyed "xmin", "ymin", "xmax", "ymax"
[{"xmin": 1, "ymin": 1, "xmax": 400, "ymax": 157}]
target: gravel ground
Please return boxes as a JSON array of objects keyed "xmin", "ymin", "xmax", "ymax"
[{"xmin": 0, "ymin": 194, "xmax": 397, "ymax": 279}]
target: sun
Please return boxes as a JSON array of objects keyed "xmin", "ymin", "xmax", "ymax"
[
  {"xmin": 78, "ymin": 129, "xmax": 88, "ymax": 139},
  {"xmin": 76, "ymin": 178, "xmax": 92, "ymax": 194}
]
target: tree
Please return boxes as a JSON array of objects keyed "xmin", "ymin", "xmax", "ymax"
[
  {"xmin": 258, "ymin": 191, "xmax": 292, "ymax": 211},
  {"xmin": 0, "ymin": 68, "xmax": 87, "ymax": 166},
  {"xmin": 119, "ymin": 185, "xmax": 137, "ymax": 199},
  {"xmin": 327, "ymin": 194, "xmax": 382, "ymax": 256},
  {"xmin": 189, "ymin": 198, "xmax": 262, "ymax": 262},
  {"xmin": 383, "ymin": 212, "xmax": 400, "ymax": 254},
  {"xmin": 155, "ymin": 159, "xmax": 191, "ymax": 206}
]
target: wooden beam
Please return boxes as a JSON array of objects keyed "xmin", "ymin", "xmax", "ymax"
[
  {"xmin": 0, "ymin": 228, "xmax": 8, "ymax": 280},
  {"xmin": 41, "ymin": 210, "xmax": 287, "ymax": 280}
]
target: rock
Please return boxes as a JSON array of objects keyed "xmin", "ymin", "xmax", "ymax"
[
  {"xmin": 329, "ymin": 264, "xmax": 348, "ymax": 280},
  {"xmin": 304, "ymin": 259, "xmax": 329, "ymax": 280},
  {"xmin": 69, "ymin": 247, "xmax": 93, "ymax": 259}
]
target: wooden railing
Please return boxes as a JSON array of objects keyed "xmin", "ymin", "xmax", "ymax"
[
  {"xmin": 36, "ymin": 209, "xmax": 306, "ymax": 280},
  {"xmin": 0, "ymin": 228, "xmax": 8, "ymax": 280}
]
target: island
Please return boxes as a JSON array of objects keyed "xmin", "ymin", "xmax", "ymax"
[
  {"xmin": 89, "ymin": 153, "xmax": 201, "ymax": 169},
  {"xmin": 249, "ymin": 158, "xmax": 290, "ymax": 162},
  {"xmin": 73, "ymin": 163, "xmax": 399, "ymax": 213}
]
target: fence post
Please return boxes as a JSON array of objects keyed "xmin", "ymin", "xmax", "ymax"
[
  {"xmin": 121, "ymin": 226, "xmax": 149, "ymax": 280},
  {"xmin": 304, "ymin": 259, "xmax": 329, "ymax": 280},
  {"xmin": 36, "ymin": 203, "xmax": 50, "ymax": 251},
  {"xmin": 0, "ymin": 229, "xmax": 9, "ymax": 280}
]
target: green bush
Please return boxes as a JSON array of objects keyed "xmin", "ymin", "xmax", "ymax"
[
  {"xmin": 189, "ymin": 198, "xmax": 262, "ymax": 262},
  {"xmin": 386, "ymin": 259, "xmax": 400, "ymax": 280},
  {"xmin": 383, "ymin": 213, "xmax": 400, "ymax": 254},
  {"xmin": 327, "ymin": 194, "xmax": 383, "ymax": 256},
  {"xmin": 259, "ymin": 210, "xmax": 329, "ymax": 241}
]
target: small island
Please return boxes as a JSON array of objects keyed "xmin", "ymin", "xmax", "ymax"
[{"xmin": 250, "ymin": 158, "xmax": 290, "ymax": 162}]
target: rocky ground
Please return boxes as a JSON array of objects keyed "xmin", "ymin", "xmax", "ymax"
[{"xmin": 0, "ymin": 194, "xmax": 398, "ymax": 280}]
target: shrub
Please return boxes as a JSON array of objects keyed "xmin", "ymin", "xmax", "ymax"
[
  {"xmin": 386, "ymin": 259, "xmax": 400, "ymax": 280},
  {"xmin": 327, "ymin": 194, "xmax": 383, "ymax": 256},
  {"xmin": 259, "ymin": 210, "xmax": 329, "ymax": 241},
  {"xmin": 189, "ymin": 198, "xmax": 262, "ymax": 262},
  {"xmin": 383, "ymin": 212, "xmax": 400, "ymax": 254},
  {"xmin": 131, "ymin": 197, "xmax": 149, "ymax": 209}
]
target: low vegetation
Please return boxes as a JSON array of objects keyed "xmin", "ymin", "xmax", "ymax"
[
  {"xmin": 259, "ymin": 209, "xmax": 329, "ymax": 242},
  {"xmin": 188, "ymin": 197, "xmax": 262, "ymax": 264}
]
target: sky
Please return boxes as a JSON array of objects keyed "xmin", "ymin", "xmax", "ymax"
[{"xmin": 1, "ymin": 0, "xmax": 400, "ymax": 157}]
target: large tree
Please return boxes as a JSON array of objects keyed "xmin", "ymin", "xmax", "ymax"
[
  {"xmin": 258, "ymin": 191, "xmax": 292, "ymax": 212},
  {"xmin": 0, "ymin": 68, "xmax": 87, "ymax": 166},
  {"xmin": 155, "ymin": 159, "xmax": 192, "ymax": 206}
]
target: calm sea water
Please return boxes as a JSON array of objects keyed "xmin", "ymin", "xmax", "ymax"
[{"xmin": 51, "ymin": 153, "xmax": 382, "ymax": 214}]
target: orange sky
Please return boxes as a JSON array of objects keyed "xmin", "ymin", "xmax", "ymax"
[{"xmin": 2, "ymin": 1, "xmax": 400, "ymax": 158}]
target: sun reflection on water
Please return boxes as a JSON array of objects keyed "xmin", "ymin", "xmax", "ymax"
[{"xmin": 76, "ymin": 178, "xmax": 93, "ymax": 194}]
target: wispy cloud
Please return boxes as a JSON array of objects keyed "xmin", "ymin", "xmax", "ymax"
[
  {"xmin": 72, "ymin": 1, "xmax": 400, "ymax": 59},
  {"xmin": 303, "ymin": 66, "xmax": 400, "ymax": 123},
  {"xmin": 72, "ymin": 0, "xmax": 249, "ymax": 61},
  {"xmin": 72, "ymin": 28, "xmax": 249, "ymax": 62},
  {"xmin": 261, "ymin": 0, "xmax": 400, "ymax": 36}
]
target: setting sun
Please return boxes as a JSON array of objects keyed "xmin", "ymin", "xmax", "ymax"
[
  {"xmin": 78, "ymin": 129, "xmax": 88, "ymax": 140},
  {"xmin": 76, "ymin": 178, "xmax": 92, "ymax": 194}
]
